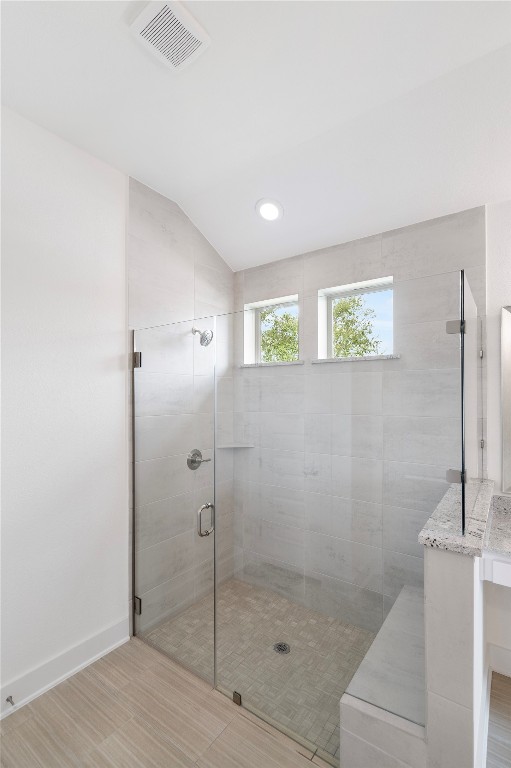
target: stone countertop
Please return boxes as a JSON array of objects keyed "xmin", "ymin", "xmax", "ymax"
[
  {"xmin": 486, "ymin": 494, "xmax": 511, "ymax": 557},
  {"xmin": 418, "ymin": 480, "xmax": 494, "ymax": 556}
]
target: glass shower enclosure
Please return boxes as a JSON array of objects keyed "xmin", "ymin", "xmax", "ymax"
[
  {"xmin": 132, "ymin": 268, "xmax": 480, "ymax": 766},
  {"xmin": 132, "ymin": 317, "xmax": 217, "ymax": 684}
]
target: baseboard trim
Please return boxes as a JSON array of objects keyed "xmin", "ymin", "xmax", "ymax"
[{"xmin": 1, "ymin": 617, "xmax": 129, "ymax": 718}]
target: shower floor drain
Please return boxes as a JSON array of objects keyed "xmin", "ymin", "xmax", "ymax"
[{"xmin": 273, "ymin": 642, "xmax": 290, "ymax": 654}]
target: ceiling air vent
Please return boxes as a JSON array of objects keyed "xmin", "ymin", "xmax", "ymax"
[{"xmin": 130, "ymin": 2, "xmax": 210, "ymax": 72}]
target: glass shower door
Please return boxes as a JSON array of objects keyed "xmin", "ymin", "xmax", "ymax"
[{"xmin": 132, "ymin": 317, "xmax": 216, "ymax": 684}]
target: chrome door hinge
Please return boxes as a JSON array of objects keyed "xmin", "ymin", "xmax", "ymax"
[
  {"xmin": 132, "ymin": 351, "xmax": 142, "ymax": 369},
  {"xmin": 480, "ymin": 438, "xmax": 485, "ymax": 449},
  {"xmin": 479, "ymin": 348, "xmax": 484, "ymax": 359},
  {"xmin": 446, "ymin": 469, "xmax": 465, "ymax": 484},
  {"xmin": 134, "ymin": 596, "xmax": 142, "ymax": 615},
  {"xmin": 446, "ymin": 320, "xmax": 465, "ymax": 335}
]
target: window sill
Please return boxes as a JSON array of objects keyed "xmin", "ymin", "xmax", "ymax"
[
  {"xmin": 216, "ymin": 444, "xmax": 255, "ymax": 449},
  {"xmin": 240, "ymin": 360, "xmax": 305, "ymax": 368},
  {"xmin": 312, "ymin": 354, "xmax": 400, "ymax": 364}
]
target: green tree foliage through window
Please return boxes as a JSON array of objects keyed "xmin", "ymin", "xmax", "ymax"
[
  {"xmin": 257, "ymin": 294, "xmax": 384, "ymax": 362},
  {"xmin": 260, "ymin": 306, "xmax": 299, "ymax": 362},
  {"xmin": 332, "ymin": 295, "xmax": 381, "ymax": 357}
]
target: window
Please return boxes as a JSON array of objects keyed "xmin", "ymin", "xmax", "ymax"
[
  {"xmin": 318, "ymin": 277, "xmax": 393, "ymax": 359},
  {"xmin": 244, "ymin": 295, "xmax": 299, "ymax": 364}
]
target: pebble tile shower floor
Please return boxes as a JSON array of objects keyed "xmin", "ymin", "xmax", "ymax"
[{"xmin": 143, "ymin": 578, "xmax": 375, "ymax": 765}]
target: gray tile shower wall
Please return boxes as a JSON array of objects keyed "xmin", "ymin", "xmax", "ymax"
[
  {"xmin": 128, "ymin": 180, "xmax": 234, "ymax": 327},
  {"xmin": 233, "ymin": 207, "xmax": 486, "ymax": 633},
  {"xmin": 127, "ymin": 190, "xmax": 485, "ymax": 637},
  {"xmin": 128, "ymin": 179, "xmax": 235, "ymax": 632}
]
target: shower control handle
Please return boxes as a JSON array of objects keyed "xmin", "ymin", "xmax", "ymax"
[
  {"xmin": 187, "ymin": 448, "xmax": 211, "ymax": 470},
  {"xmin": 197, "ymin": 502, "xmax": 214, "ymax": 537}
]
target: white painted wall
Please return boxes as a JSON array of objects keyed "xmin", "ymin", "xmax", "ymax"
[
  {"xmin": 486, "ymin": 201, "xmax": 511, "ymax": 492},
  {"xmin": 1, "ymin": 109, "xmax": 129, "ymax": 714}
]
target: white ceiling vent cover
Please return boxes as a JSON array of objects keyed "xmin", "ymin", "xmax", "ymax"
[{"xmin": 130, "ymin": 2, "xmax": 210, "ymax": 72}]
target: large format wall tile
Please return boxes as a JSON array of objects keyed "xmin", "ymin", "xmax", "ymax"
[
  {"xmin": 262, "ymin": 374, "xmax": 305, "ymax": 413},
  {"xmin": 393, "ymin": 272, "xmax": 460, "ymax": 326},
  {"xmin": 128, "ymin": 235, "xmax": 195, "ymax": 329},
  {"xmin": 304, "ymin": 452, "xmax": 332, "ymax": 494},
  {"xmin": 242, "ymin": 255, "xmax": 304, "ymax": 305},
  {"xmin": 135, "ymin": 323, "xmax": 194, "ymax": 373},
  {"xmin": 303, "ymin": 234, "xmax": 383, "ymax": 298},
  {"xmin": 193, "ymin": 374, "xmax": 215, "ymax": 414},
  {"xmin": 135, "ymin": 455, "xmax": 194, "ymax": 507},
  {"xmin": 135, "ymin": 373, "xmax": 194, "ymax": 417},
  {"xmin": 329, "ymin": 374, "xmax": 353, "ymax": 413},
  {"xmin": 195, "ymin": 262, "xmax": 234, "ymax": 319},
  {"xmin": 382, "ymin": 505, "xmax": 431, "ymax": 558},
  {"xmin": 241, "ymin": 549, "xmax": 306, "ymax": 604},
  {"xmin": 348, "ymin": 415, "xmax": 383, "ymax": 459},
  {"xmin": 135, "ymin": 414, "xmax": 203, "ymax": 461},
  {"xmin": 331, "ymin": 456, "xmax": 383, "ymax": 504},
  {"xmin": 383, "ymin": 461, "xmax": 448, "ymax": 513},
  {"xmin": 394, "ymin": 319, "xmax": 460, "ymax": 370},
  {"xmin": 215, "ymin": 313, "xmax": 235, "ymax": 378},
  {"xmin": 135, "ymin": 492, "xmax": 196, "ymax": 551},
  {"xmin": 216, "ymin": 377, "xmax": 234, "ymax": 413},
  {"xmin": 245, "ymin": 482, "xmax": 306, "ymax": 529},
  {"xmin": 331, "ymin": 372, "xmax": 383, "ymax": 415},
  {"xmin": 305, "ymin": 493, "xmax": 382, "ymax": 548},
  {"xmin": 244, "ymin": 447, "xmax": 305, "ymax": 490},
  {"xmin": 383, "ymin": 369, "xmax": 460, "ymax": 418},
  {"xmin": 304, "ymin": 571, "xmax": 383, "ymax": 633},
  {"xmin": 383, "ymin": 550, "xmax": 424, "ymax": 599},
  {"xmin": 306, "ymin": 531, "xmax": 382, "ymax": 592},
  {"xmin": 304, "ymin": 374, "xmax": 332, "ymax": 413},
  {"xmin": 262, "ymin": 412, "xmax": 305, "ymax": 451},
  {"xmin": 193, "ymin": 325, "xmax": 216, "ymax": 376},
  {"xmin": 426, "ymin": 693, "xmax": 473, "ymax": 768},
  {"xmin": 129, "ymin": 179, "xmax": 189, "ymax": 253},
  {"xmin": 330, "ymin": 415, "xmax": 352, "ymax": 456},
  {"xmin": 424, "ymin": 548, "xmax": 475, "ymax": 708},
  {"xmin": 383, "ymin": 415, "xmax": 460, "ymax": 467},
  {"xmin": 136, "ymin": 568, "xmax": 197, "ymax": 633},
  {"xmin": 137, "ymin": 530, "xmax": 196, "ymax": 594},
  {"xmin": 382, "ymin": 206, "xmax": 485, "ymax": 284},
  {"xmin": 305, "ymin": 413, "xmax": 332, "ymax": 454},
  {"xmin": 243, "ymin": 516, "xmax": 304, "ymax": 568}
]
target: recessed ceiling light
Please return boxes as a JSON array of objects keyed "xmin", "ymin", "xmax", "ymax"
[{"xmin": 256, "ymin": 198, "xmax": 283, "ymax": 221}]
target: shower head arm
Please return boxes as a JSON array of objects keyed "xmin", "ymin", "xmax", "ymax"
[{"xmin": 191, "ymin": 327, "xmax": 214, "ymax": 346}]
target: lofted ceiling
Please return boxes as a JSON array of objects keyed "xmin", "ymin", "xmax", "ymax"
[{"xmin": 2, "ymin": 1, "xmax": 511, "ymax": 270}]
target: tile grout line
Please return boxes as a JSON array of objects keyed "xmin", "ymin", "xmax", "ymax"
[{"xmin": 193, "ymin": 713, "xmax": 235, "ymax": 766}]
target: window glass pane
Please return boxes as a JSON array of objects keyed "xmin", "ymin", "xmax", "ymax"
[
  {"xmin": 260, "ymin": 303, "xmax": 299, "ymax": 362},
  {"xmin": 332, "ymin": 288, "xmax": 393, "ymax": 357}
]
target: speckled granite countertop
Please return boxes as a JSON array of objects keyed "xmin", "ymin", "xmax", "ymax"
[
  {"xmin": 418, "ymin": 480, "xmax": 495, "ymax": 556},
  {"xmin": 486, "ymin": 495, "xmax": 511, "ymax": 557}
]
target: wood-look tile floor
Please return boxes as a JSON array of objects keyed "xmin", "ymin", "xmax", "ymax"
[
  {"xmin": 143, "ymin": 579, "xmax": 375, "ymax": 765},
  {"xmin": 0, "ymin": 639, "xmax": 331, "ymax": 768},
  {"xmin": 487, "ymin": 672, "xmax": 511, "ymax": 768}
]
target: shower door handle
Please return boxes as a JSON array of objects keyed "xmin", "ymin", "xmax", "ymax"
[{"xmin": 197, "ymin": 502, "xmax": 214, "ymax": 537}]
